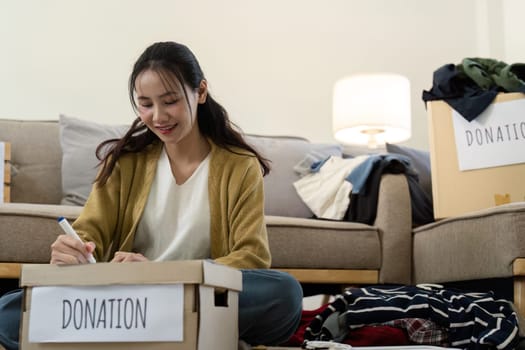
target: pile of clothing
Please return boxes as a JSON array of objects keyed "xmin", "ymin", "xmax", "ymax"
[
  {"xmin": 422, "ymin": 58, "xmax": 525, "ymax": 121},
  {"xmin": 293, "ymin": 153, "xmax": 433, "ymax": 226},
  {"xmin": 284, "ymin": 284, "xmax": 521, "ymax": 350}
]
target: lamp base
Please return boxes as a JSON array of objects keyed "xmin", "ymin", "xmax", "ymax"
[{"xmin": 360, "ymin": 129, "xmax": 385, "ymax": 149}]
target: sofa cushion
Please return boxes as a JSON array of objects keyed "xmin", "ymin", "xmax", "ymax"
[
  {"xmin": 413, "ymin": 202, "xmax": 525, "ymax": 283},
  {"xmin": 59, "ymin": 115, "xmax": 128, "ymax": 205},
  {"xmin": 266, "ymin": 215, "xmax": 380, "ymax": 269},
  {"xmin": 0, "ymin": 119, "xmax": 62, "ymax": 204}
]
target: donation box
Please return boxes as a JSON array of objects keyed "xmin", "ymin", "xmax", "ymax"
[
  {"xmin": 427, "ymin": 92, "xmax": 525, "ymax": 218},
  {"xmin": 20, "ymin": 260, "xmax": 242, "ymax": 350}
]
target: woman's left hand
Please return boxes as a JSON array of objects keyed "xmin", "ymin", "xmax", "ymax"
[{"xmin": 111, "ymin": 251, "xmax": 149, "ymax": 263}]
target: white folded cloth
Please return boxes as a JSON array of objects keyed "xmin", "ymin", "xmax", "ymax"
[{"xmin": 293, "ymin": 155, "xmax": 369, "ymax": 220}]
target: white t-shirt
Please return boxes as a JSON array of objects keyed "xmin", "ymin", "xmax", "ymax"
[{"xmin": 133, "ymin": 147, "xmax": 211, "ymax": 261}]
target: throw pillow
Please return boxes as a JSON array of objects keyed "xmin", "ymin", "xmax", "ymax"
[
  {"xmin": 385, "ymin": 143, "xmax": 433, "ymax": 202},
  {"xmin": 59, "ymin": 114, "xmax": 129, "ymax": 205},
  {"xmin": 246, "ymin": 135, "xmax": 343, "ymax": 218}
]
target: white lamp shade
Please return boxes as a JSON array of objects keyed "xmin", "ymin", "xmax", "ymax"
[{"xmin": 332, "ymin": 73, "xmax": 411, "ymax": 146}]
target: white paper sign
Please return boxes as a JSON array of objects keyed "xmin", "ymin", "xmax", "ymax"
[
  {"xmin": 0, "ymin": 142, "xmax": 4, "ymax": 203},
  {"xmin": 452, "ymin": 98, "xmax": 525, "ymax": 171},
  {"xmin": 29, "ymin": 284, "xmax": 184, "ymax": 343}
]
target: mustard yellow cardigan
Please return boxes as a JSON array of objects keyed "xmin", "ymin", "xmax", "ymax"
[{"xmin": 73, "ymin": 140, "xmax": 271, "ymax": 269}]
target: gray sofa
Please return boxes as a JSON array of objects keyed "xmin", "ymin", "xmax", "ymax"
[
  {"xmin": 413, "ymin": 202, "xmax": 525, "ymax": 315},
  {"xmin": 0, "ymin": 116, "xmax": 413, "ymax": 288}
]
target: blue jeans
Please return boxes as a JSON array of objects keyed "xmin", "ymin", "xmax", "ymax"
[
  {"xmin": 0, "ymin": 289, "xmax": 20, "ymax": 350},
  {"xmin": 239, "ymin": 269, "xmax": 303, "ymax": 345},
  {"xmin": 0, "ymin": 269, "xmax": 302, "ymax": 349}
]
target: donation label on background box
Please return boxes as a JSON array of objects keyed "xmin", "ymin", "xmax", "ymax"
[{"xmin": 452, "ymin": 98, "xmax": 525, "ymax": 171}]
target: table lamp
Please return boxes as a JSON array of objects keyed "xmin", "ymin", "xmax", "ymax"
[{"xmin": 332, "ymin": 73, "xmax": 411, "ymax": 149}]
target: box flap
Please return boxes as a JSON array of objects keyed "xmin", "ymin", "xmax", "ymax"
[
  {"xmin": 202, "ymin": 261, "xmax": 242, "ymax": 291},
  {"xmin": 21, "ymin": 261, "xmax": 208, "ymax": 287}
]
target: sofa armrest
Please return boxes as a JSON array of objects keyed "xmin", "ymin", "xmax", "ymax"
[
  {"xmin": 0, "ymin": 203, "xmax": 82, "ymax": 264},
  {"xmin": 373, "ymin": 173, "xmax": 412, "ymax": 284}
]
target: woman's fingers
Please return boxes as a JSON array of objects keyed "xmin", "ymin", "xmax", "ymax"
[
  {"xmin": 50, "ymin": 251, "xmax": 87, "ymax": 265},
  {"xmin": 111, "ymin": 251, "xmax": 148, "ymax": 263},
  {"xmin": 50, "ymin": 235, "xmax": 90, "ymax": 264},
  {"xmin": 50, "ymin": 240, "xmax": 149, "ymax": 264},
  {"xmin": 86, "ymin": 241, "xmax": 96, "ymax": 254}
]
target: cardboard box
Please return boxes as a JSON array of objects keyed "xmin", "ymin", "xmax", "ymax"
[
  {"xmin": 20, "ymin": 260, "xmax": 242, "ymax": 350},
  {"xmin": 1, "ymin": 141, "xmax": 10, "ymax": 203},
  {"xmin": 427, "ymin": 92, "xmax": 525, "ymax": 219}
]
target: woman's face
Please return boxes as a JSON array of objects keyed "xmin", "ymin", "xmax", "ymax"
[{"xmin": 134, "ymin": 69, "xmax": 207, "ymax": 145}]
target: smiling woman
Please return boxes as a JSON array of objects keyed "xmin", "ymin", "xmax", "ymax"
[
  {"xmin": 133, "ymin": 68, "xmax": 209, "ymax": 184},
  {"xmin": 134, "ymin": 69, "xmax": 206, "ymax": 140},
  {"xmin": 0, "ymin": 41, "xmax": 303, "ymax": 350}
]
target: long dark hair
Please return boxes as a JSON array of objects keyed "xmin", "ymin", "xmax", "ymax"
[{"xmin": 95, "ymin": 41, "xmax": 270, "ymax": 186}]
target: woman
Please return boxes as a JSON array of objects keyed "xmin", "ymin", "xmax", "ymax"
[{"xmin": 0, "ymin": 41, "xmax": 302, "ymax": 349}]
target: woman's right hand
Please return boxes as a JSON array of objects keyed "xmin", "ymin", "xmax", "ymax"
[{"xmin": 50, "ymin": 234, "xmax": 96, "ymax": 265}]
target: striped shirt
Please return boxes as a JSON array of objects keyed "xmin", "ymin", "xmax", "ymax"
[{"xmin": 304, "ymin": 285, "xmax": 519, "ymax": 350}]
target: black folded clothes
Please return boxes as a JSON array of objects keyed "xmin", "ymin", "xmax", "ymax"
[{"xmin": 422, "ymin": 58, "xmax": 525, "ymax": 122}]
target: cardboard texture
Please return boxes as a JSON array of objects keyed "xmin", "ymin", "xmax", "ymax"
[
  {"xmin": 427, "ymin": 92, "xmax": 525, "ymax": 218},
  {"xmin": 20, "ymin": 260, "xmax": 242, "ymax": 350},
  {"xmin": 1, "ymin": 142, "xmax": 10, "ymax": 203}
]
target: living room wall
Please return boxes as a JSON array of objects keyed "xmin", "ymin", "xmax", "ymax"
[{"xmin": 0, "ymin": 0, "xmax": 521, "ymax": 150}]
